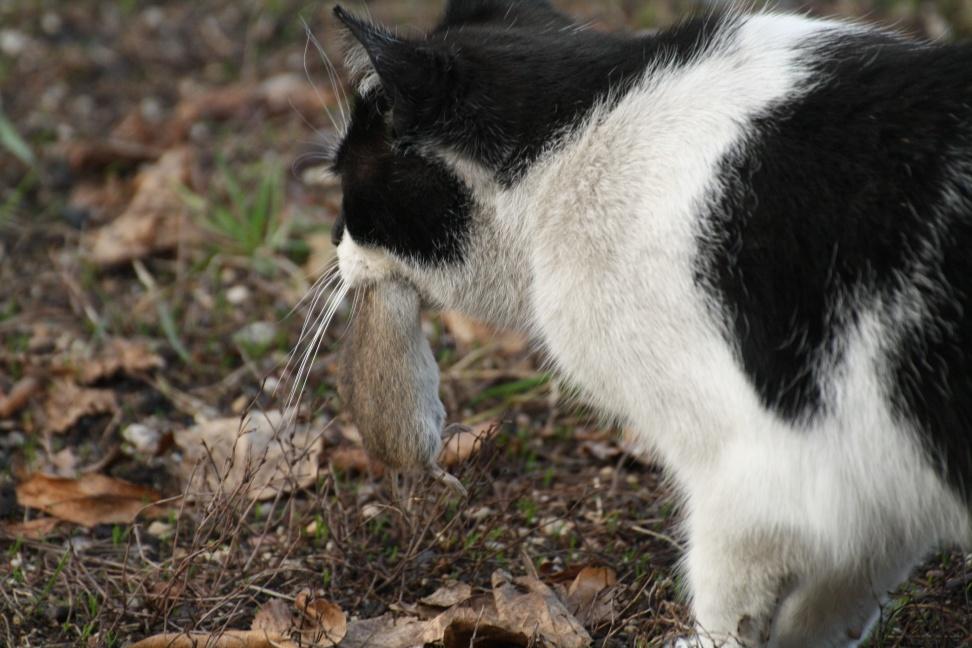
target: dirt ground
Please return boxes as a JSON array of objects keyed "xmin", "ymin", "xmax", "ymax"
[{"xmin": 1, "ymin": 1, "xmax": 970, "ymax": 646}]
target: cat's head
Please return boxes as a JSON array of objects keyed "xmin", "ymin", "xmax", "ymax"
[{"xmin": 328, "ymin": 0, "xmax": 617, "ymax": 317}]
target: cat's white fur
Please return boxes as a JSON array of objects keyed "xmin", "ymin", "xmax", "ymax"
[{"xmin": 337, "ymin": 13, "xmax": 972, "ymax": 647}]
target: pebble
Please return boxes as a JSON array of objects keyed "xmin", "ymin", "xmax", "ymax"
[
  {"xmin": 40, "ymin": 12, "xmax": 62, "ymax": 35},
  {"xmin": 226, "ymin": 284, "xmax": 250, "ymax": 305},
  {"xmin": 147, "ymin": 521, "xmax": 173, "ymax": 539},
  {"xmin": 234, "ymin": 321, "xmax": 277, "ymax": 347},
  {"xmin": 539, "ymin": 517, "xmax": 575, "ymax": 537},
  {"xmin": 463, "ymin": 505, "xmax": 494, "ymax": 521},
  {"xmin": 122, "ymin": 423, "xmax": 161, "ymax": 456},
  {"xmin": 0, "ymin": 29, "xmax": 28, "ymax": 56},
  {"xmin": 67, "ymin": 536, "xmax": 94, "ymax": 553},
  {"xmin": 361, "ymin": 503, "xmax": 382, "ymax": 520},
  {"xmin": 0, "ymin": 431, "xmax": 25, "ymax": 449}
]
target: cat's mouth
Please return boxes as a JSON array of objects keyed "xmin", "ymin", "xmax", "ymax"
[{"xmin": 335, "ymin": 234, "xmax": 395, "ymax": 288}]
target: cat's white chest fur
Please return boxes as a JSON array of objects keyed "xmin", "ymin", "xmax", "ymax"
[{"xmin": 513, "ymin": 15, "xmax": 818, "ymax": 475}]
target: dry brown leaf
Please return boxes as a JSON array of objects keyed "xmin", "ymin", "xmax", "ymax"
[
  {"xmin": 565, "ymin": 567, "xmax": 618, "ymax": 628},
  {"xmin": 419, "ymin": 581, "xmax": 474, "ymax": 609},
  {"xmin": 491, "ymin": 570, "xmax": 591, "ymax": 648},
  {"xmin": 251, "ymin": 599, "xmax": 292, "ymax": 637},
  {"xmin": 438, "ymin": 423, "xmax": 498, "ymax": 468},
  {"xmin": 68, "ymin": 177, "xmax": 132, "ymax": 225},
  {"xmin": 340, "ymin": 613, "xmax": 434, "ymax": 648},
  {"xmin": 0, "ymin": 376, "xmax": 41, "ymax": 418},
  {"xmin": 0, "ymin": 516, "xmax": 61, "ymax": 540},
  {"xmin": 65, "ymin": 138, "xmax": 161, "ymax": 174},
  {"xmin": 294, "ymin": 590, "xmax": 348, "ymax": 646},
  {"xmin": 77, "ymin": 338, "xmax": 164, "ymax": 383},
  {"xmin": 15, "ymin": 473, "xmax": 164, "ymax": 527},
  {"xmin": 441, "ymin": 311, "xmax": 528, "ymax": 355},
  {"xmin": 146, "ymin": 579, "xmax": 189, "ymax": 612},
  {"xmin": 83, "ymin": 147, "xmax": 199, "ymax": 266},
  {"xmin": 127, "ymin": 630, "xmax": 284, "ymax": 648},
  {"xmin": 430, "ymin": 593, "xmax": 528, "ymax": 648},
  {"xmin": 43, "ymin": 378, "xmax": 117, "ymax": 434},
  {"xmin": 327, "ymin": 445, "xmax": 384, "ymax": 477},
  {"xmin": 579, "ymin": 440, "xmax": 621, "ymax": 462},
  {"xmin": 166, "ymin": 74, "xmax": 329, "ymax": 145},
  {"xmin": 174, "ymin": 410, "xmax": 323, "ymax": 501}
]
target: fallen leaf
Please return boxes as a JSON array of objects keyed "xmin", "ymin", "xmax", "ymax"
[
  {"xmin": 251, "ymin": 599, "xmax": 292, "ymax": 636},
  {"xmin": 67, "ymin": 176, "xmax": 132, "ymax": 226},
  {"xmin": 15, "ymin": 473, "xmax": 165, "ymax": 527},
  {"xmin": 327, "ymin": 444, "xmax": 384, "ymax": 477},
  {"xmin": 438, "ymin": 423, "xmax": 498, "ymax": 468},
  {"xmin": 174, "ymin": 410, "xmax": 323, "ymax": 501},
  {"xmin": 83, "ymin": 147, "xmax": 200, "ymax": 266},
  {"xmin": 64, "ymin": 138, "xmax": 161, "ymax": 174},
  {"xmin": 76, "ymin": 338, "xmax": 164, "ymax": 383},
  {"xmin": 128, "ymin": 630, "xmax": 285, "ymax": 648},
  {"xmin": 419, "ymin": 581, "xmax": 474, "ymax": 609},
  {"xmin": 134, "ymin": 593, "xmax": 346, "ymax": 648},
  {"xmin": 579, "ymin": 440, "xmax": 621, "ymax": 462},
  {"xmin": 341, "ymin": 613, "xmax": 433, "ymax": 648},
  {"xmin": 294, "ymin": 590, "xmax": 347, "ymax": 646},
  {"xmin": 0, "ymin": 516, "xmax": 61, "ymax": 540},
  {"xmin": 441, "ymin": 311, "xmax": 528, "ymax": 355},
  {"xmin": 431, "ymin": 593, "xmax": 527, "ymax": 648},
  {"xmin": 491, "ymin": 570, "xmax": 591, "ymax": 648},
  {"xmin": 0, "ymin": 375, "xmax": 41, "ymax": 418},
  {"xmin": 146, "ymin": 579, "xmax": 189, "ymax": 612},
  {"xmin": 565, "ymin": 567, "xmax": 618, "ymax": 628},
  {"xmin": 43, "ymin": 378, "xmax": 117, "ymax": 434},
  {"xmin": 166, "ymin": 74, "xmax": 329, "ymax": 145}
]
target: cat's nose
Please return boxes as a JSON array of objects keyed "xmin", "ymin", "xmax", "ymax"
[{"xmin": 331, "ymin": 217, "xmax": 345, "ymax": 246}]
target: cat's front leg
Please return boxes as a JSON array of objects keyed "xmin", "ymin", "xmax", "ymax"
[{"xmin": 680, "ymin": 512, "xmax": 796, "ymax": 648}]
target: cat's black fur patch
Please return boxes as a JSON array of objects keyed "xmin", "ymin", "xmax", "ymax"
[
  {"xmin": 700, "ymin": 34, "xmax": 972, "ymax": 500},
  {"xmin": 332, "ymin": 93, "xmax": 471, "ymax": 266},
  {"xmin": 338, "ymin": 4, "xmax": 733, "ymax": 185}
]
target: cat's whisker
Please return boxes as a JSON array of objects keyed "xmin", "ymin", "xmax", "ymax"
[
  {"xmin": 273, "ymin": 268, "xmax": 342, "ymax": 404},
  {"xmin": 302, "ymin": 33, "xmax": 343, "ymax": 135},
  {"xmin": 286, "ymin": 281, "xmax": 350, "ymax": 416},
  {"xmin": 303, "ymin": 19, "xmax": 350, "ymax": 133}
]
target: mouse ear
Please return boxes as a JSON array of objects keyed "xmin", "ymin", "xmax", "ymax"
[{"xmin": 334, "ymin": 6, "xmax": 457, "ymax": 136}]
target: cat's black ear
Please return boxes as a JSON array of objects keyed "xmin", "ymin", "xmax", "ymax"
[{"xmin": 334, "ymin": 6, "xmax": 455, "ymax": 135}]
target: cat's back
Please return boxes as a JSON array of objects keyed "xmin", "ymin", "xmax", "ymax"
[{"xmin": 695, "ymin": 17, "xmax": 972, "ymax": 506}]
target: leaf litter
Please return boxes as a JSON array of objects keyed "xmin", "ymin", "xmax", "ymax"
[{"xmin": 2, "ymin": 2, "xmax": 968, "ymax": 647}]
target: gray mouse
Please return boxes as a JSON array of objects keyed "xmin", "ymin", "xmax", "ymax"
[{"xmin": 338, "ymin": 279, "xmax": 466, "ymax": 496}]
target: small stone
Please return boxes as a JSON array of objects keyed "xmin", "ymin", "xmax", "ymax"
[
  {"xmin": 0, "ymin": 30, "xmax": 28, "ymax": 56},
  {"xmin": 226, "ymin": 284, "xmax": 250, "ymax": 305},
  {"xmin": 147, "ymin": 521, "xmax": 173, "ymax": 539},
  {"xmin": 261, "ymin": 376, "xmax": 279, "ymax": 395},
  {"xmin": 361, "ymin": 503, "xmax": 382, "ymax": 520},
  {"xmin": 230, "ymin": 394, "xmax": 249, "ymax": 414},
  {"xmin": 142, "ymin": 7, "xmax": 165, "ymax": 29},
  {"xmin": 0, "ymin": 431, "xmax": 25, "ymax": 449},
  {"xmin": 539, "ymin": 517, "xmax": 575, "ymax": 537},
  {"xmin": 122, "ymin": 423, "xmax": 161, "ymax": 456},
  {"xmin": 234, "ymin": 321, "xmax": 277, "ymax": 347},
  {"xmin": 67, "ymin": 536, "xmax": 94, "ymax": 552},
  {"xmin": 463, "ymin": 506, "xmax": 494, "ymax": 521},
  {"xmin": 40, "ymin": 12, "xmax": 62, "ymax": 35}
]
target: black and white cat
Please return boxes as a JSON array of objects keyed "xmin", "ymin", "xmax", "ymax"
[{"xmin": 324, "ymin": 1, "xmax": 972, "ymax": 645}]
